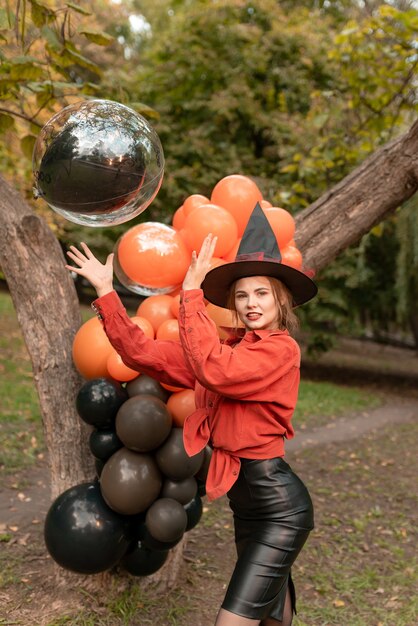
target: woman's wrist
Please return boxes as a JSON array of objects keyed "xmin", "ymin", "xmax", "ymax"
[{"xmin": 96, "ymin": 284, "xmax": 114, "ymax": 298}]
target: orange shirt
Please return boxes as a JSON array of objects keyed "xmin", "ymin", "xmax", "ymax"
[{"xmin": 92, "ymin": 289, "xmax": 300, "ymax": 500}]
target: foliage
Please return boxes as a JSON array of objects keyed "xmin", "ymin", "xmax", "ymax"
[
  {"xmin": 280, "ymin": 4, "xmax": 418, "ymax": 206},
  {"xmin": 133, "ymin": 0, "xmax": 336, "ymax": 217},
  {"xmin": 278, "ymin": 4, "xmax": 418, "ymax": 346}
]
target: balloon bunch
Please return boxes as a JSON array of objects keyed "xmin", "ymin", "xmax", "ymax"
[
  {"xmin": 44, "ymin": 374, "xmax": 209, "ymax": 577},
  {"xmin": 113, "ymin": 174, "xmax": 304, "ymax": 296}
]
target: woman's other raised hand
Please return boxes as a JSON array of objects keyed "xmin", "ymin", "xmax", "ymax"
[{"xmin": 182, "ymin": 234, "xmax": 218, "ymax": 291}]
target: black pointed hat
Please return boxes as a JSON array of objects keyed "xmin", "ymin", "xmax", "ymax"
[{"xmin": 201, "ymin": 202, "xmax": 317, "ymax": 308}]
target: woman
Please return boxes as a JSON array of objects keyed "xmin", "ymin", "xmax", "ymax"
[{"xmin": 66, "ymin": 203, "xmax": 318, "ymax": 626}]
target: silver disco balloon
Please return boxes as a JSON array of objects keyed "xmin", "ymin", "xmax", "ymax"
[{"xmin": 32, "ymin": 99, "xmax": 164, "ymax": 227}]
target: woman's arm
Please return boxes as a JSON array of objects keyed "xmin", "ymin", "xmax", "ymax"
[{"xmin": 65, "ymin": 243, "xmax": 195, "ymax": 389}]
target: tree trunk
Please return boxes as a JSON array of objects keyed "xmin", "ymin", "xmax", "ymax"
[
  {"xmin": 295, "ymin": 120, "xmax": 418, "ymax": 272},
  {"xmin": 0, "ymin": 175, "xmax": 94, "ymax": 496}
]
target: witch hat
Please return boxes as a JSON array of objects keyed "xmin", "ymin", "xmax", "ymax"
[{"xmin": 201, "ymin": 202, "xmax": 317, "ymax": 308}]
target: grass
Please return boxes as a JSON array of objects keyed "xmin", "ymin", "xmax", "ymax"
[
  {"xmin": 294, "ymin": 379, "xmax": 382, "ymax": 429},
  {"xmin": 0, "ymin": 290, "xmax": 383, "ymax": 476},
  {"xmin": 290, "ymin": 419, "xmax": 418, "ymax": 626},
  {"xmin": 0, "ymin": 292, "xmax": 44, "ymax": 475},
  {"xmin": 45, "ymin": 585, "xmax": 193, "ymax": 626}
]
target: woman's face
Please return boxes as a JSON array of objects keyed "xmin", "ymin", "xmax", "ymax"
[{"xmin": 234, "ymin": 276, "xmax": 279, "ymax": 332}]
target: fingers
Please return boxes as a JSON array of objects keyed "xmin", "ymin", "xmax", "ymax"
[
  {"xmin": 198, "ymin": 233, "xmax": 217, "ymax": 261},
  {"xmin": 105, "ymin": 252, "xmax": 114, "ymax": 268},
  {"xmin": 66, "ymin": 249, "xmax": 85, "ymax": 266},
  {"xmin": 80, "ymin": 242, "xmax": 94, "ymax": 258},
  {"xmin": 64, "ymin": 263, "xmax": 83, "ymax": 275},
  {"xmin": 66, "ymin": 242, "xmax": 99, "ymax": 267}
]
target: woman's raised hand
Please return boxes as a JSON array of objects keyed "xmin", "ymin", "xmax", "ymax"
[
  {"xmin": 182, "ymin": 234, "xmax": 218, "ymax": 291},
  {"xmin": 65, "ymin": 242, "xmax": 114, "ymax": 298}
]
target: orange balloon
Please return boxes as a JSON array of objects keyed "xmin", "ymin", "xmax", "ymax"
[
  {"xmin": 261, "ymin": 200, "xmax": 273, "ymax": 208},
  {"xmin": 72, "ymin": 317, "xmax": 113, "ymax": 379},
  {"xmin": 206, "ymin": 303, "xmax": 244, "ymax": 340},
  {"xmin": 208, "ymin": 257, "xmax": 227, "ymax": 271},
  {"xmin": 222, "ymin": 238, "xmax": 241, "ymax": 262},
  {"xmin": 264, "ymin": 207, "xmax": 295, "ymax": 249},
  {"xmin": 117, "ymin": 222, "xmax": 191, "ymax": 289},
  {"xmin": 281, "ymin": 245, "xmax": 303, "ymax": 270},
  {"xmin": 137, "ymin": 295, "xmax": 175, "ymax": 333},
  {"xmin": 182, "ymin": 204, "xmax": 238, "ymax": 257},
  {"xmin": 156, "ymin": 318, "xmax": 180, "ymax": 341},
  {"xmin": 170, "ymin": 294, "xmax": 181, "ymax": 319},
  {"xmin": 107, "ymin": 350, "xmax": 139, "ymax": 382},
  {"xmin": 130, "ymin": 315, "xmax": 155, "ymax": 339},
  {"xmin": 166, "ymin": 389, "xmax": 196, "ymax": 427},
  {"xmin": 211, "ymin": 175, "xmax": 263, "ymax": 237},
  {"xmin": 172, "ymin": 205, "xmax": 186, "ymax": 230},
  {"xmin": 161, "ymin": 382, "xmax": 187, "ymax": 392},
  {"xmin": 182, "ymin": 194, "xmax": 210, "ymax": 217},
  {"xmin": 166, "ymin": 285, "xmax": 182, "ymax": 297}
]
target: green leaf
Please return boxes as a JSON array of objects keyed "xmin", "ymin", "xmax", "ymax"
[
  {"xmin": 79, "ymin": 29, "xmax": 114, "ymax": 46},
  {"xmin": 29, "ymin": 0, "xmax": 55, "ymax": 28},
  {"xmin": 0, "ymin": 113, "xmax": 15, "ymax": 133},
  {"xmin": 21, "ymin": 134, "xmax": 37, "ymax": 159},
  {"xmin": 66, "ymin": 2, "xmax": 91, "ymax": 16},
  {"xmin": 0, "ymin": 79, "xmax": 15, "ymax": 96},
  {"xmin": 62, "ymin": 47, "xmax": 102, "ymax": 75},
  {"xmin": 0, "ymin": 7, "xmax": 12, "ymax": 30},
  {"xmin": 41, "ymin": 25, "xmax": 61, "ymax": 51},
  {"xmin": 10, "ymin": 62, "xmax": 44, "ymax": 82}
]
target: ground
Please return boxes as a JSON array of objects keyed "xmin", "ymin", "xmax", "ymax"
[{"xmin": 1, "ymin": 338, "xmax": 418, "ymax": 626}]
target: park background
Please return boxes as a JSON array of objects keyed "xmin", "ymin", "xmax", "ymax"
[{"xmin": 0, "ymin": 0, "xmax": 418, "ymax": 624}]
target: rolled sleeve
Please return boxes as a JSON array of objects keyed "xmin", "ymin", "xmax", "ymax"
[{"xmin": 92, "ymin": 290, "xmax": 195, "ymax": 389}]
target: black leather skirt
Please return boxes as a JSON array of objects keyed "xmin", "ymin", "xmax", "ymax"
[{"xmin": 221, "ymin": 457, "xmax": 314, "ymax": 621}]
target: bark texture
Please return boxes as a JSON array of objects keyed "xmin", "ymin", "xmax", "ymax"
[{"xmin": 295, "ymin": 120, "xmax": 418, "ymax": 273}]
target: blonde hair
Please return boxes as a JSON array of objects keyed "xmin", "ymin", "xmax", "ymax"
[{"xmin": 226, "ymin": 276, "xmax": 299, "ymax": 335}]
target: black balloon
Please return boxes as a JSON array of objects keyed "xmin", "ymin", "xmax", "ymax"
[
  {"xmin": 161, "ymin": 477, "xmax": 198, "ymax": 505},
  {"xmin": 184, "ymin": 494, "xmax": 203, "ymax": 531},
  {"xmin": 95, "ymin": 457, "xmax": 105, "ymax": 478},
  {"xmin": 126, "ymin": 375, "xmax": 170, "ymax": 403},
  {"xmin": 155, "ymin": 428, "xmax": 204, "ymax": 480},
  {"xmin": 37, "ymin": 131, "xmax": 145, "ymax": 213},
  {"xmin": 122, "ymin": 540, "xmax": 168, "ymax": 576},
  {"xmin": 89, "ymin": 428, "xmax": 123, "ymax": 461},
  {"xmin": 194, "ymin": 445, "xmax": 213, "ymax": 482},
  {"xmin": 76, "ymin": 378, "xmax": 128, "ymax": 429},
  {"xmin": 115, "ymin": 394, "xmax": 172, "ymax": 452},
  {"xmin": 145, "ymin": 497, "xmax": 188, "ymax": 544},
  {"xmin": 44, "ymin": 481, "xmax": 130, "ymax": 574},
  {"xmin": 141, "ymin": 525, "xmax": 183, "ymax": 552},
  {"xmin": 197, "ymin": 479, "xmax": 207, "ymax": 497},
  {"xmin": 100, "ymin": 447, "xmax": 162, "ymax": 515}
]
